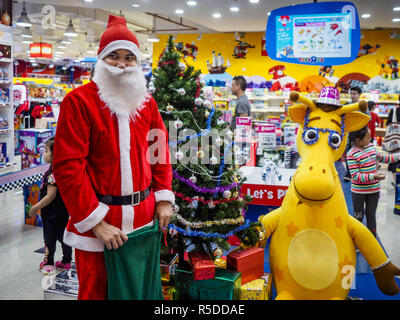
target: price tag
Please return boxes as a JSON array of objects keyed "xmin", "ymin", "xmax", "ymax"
[{"xmin": 370, "ymin": 90, "xmax": 380, "ymax": 103}]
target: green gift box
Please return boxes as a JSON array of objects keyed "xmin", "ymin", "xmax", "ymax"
[{"xmin": 174, "ymin": 267, "xmax": 241, "ymax": 300}]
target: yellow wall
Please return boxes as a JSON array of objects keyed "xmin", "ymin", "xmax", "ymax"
[{"xmin": 153, "ymin": 30, "xmax": 400, "ymax": 85}]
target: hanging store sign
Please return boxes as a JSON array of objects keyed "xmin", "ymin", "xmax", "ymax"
[{"xmin": 29, "ymin": 43, "xmax": 53, "ymax": 59}]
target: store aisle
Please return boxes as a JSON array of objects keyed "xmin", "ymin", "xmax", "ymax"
[
  {"xmin": 0, "ymin": 189, "xmax": 57, "ymax": 300},
  {"xmin": 0, "ymin": 177, "xmax": 399, "ymax": 300}
]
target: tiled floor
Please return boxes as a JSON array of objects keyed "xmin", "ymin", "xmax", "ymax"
[{"xmin": 0, "ymin": 172, "xmax": 399, "ymax": 300}]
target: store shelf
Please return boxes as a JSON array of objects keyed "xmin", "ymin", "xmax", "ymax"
[
  {"xmin": 0, "ymin": 128, "xmax": 10, "ymax": 134},
  {"xmin": 29, "ymin": 98, "xmax": 63, "ymax": 103},
  {"xmin": 0, "ymin": 102, "xmax": 10, "ymax": 107},
  {"xmin": 378, "ymin": 114, "xmax": 389, "ymax": 118},
  {"xmin": 0, "ymin": 80, "xmax": 11, "ymax": 85},
  {"xmin": 0, "ymin": 58, "xmax": 12, "ymax": 63},
  {"xmin": 0, "ymin": 162, "xmax": 18, "ymax": 175},
  {"xmin": 251, "ymin": 108, "xmax": 285, "ymax": 113},
  {"xmin": 376, "ymin": 100, "xmax": 399, "ymax": 104}
]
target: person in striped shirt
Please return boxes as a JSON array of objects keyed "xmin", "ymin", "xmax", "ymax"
[{"xmin": 347, "ymin": 126, "xmax": 400, "ymax": 236}]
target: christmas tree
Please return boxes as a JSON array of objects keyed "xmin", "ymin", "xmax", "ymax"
[{"xmin": 151, "ymin": 36, "xmax": 260, "ymax": 264}]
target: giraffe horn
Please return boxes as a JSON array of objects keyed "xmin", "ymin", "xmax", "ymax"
[
  {"xmin": 336, "ymin": 101, "xmax": 368, "ymax": 115},
  {"xmin": 290, "ymin": 91, "xmax": 317, "ymax": 111}
]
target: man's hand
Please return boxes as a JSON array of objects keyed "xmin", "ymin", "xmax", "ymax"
[
  {"xmin": 154, "ymin": 201, "xmax": 173, "ymax": 230},
  {"xmin": 92, "ymin": 220, "xmax": 128, "ymax": 250}
]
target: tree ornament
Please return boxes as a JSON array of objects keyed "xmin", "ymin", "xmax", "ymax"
[
  {"xmin": 213, "ymin": 247, "xmax": 223, "ymax": 259},
  {"xmin": 204, "ymin": 110, "xmax": 210, "ymax": 118},
  {"xmin": 210, "ymin": 156, "xmax": 218, "ymax": 165},
  {"xmin": 226, "ymin": 130, "xmax": 234, "ymax": 139},
  {"xmin": 223, "ymin": 190, "xmax": 232, "ymax": 199},
  {"xmin": 174, "ymin": 119, "xmax": 183, "ymax": 129},
  {"xmin": 203, "ymin": 100, "xmax": 212, "ymax": 109},
  {"xmin": 197, "ymin": 150, "xmax": 205, "ymax": 158},
  {"xmin": 259, "ymin": 231, "xmax": 266, "ymax": 241},
  {"xmin": 169, "ymin": 228, "xmax": 178, "ymax": 237},
  {"xmin": 177, "ymin": 88, "xmax": 186, "ymax": 96},
  {"xmin": 148, "ymin": 86, "xmax": 156, "ymax": 94},
  {"xmin": 200, "ymin": 79, "xmax": 207, "ymax": 86},
  {"xmin": 232, "ymin": 191, "xmax": 239, "ymax": 198},
  {"xmin": 208, "ymin": 201, "xmax": 215, "ymax": 209},
  {"xmin": 178, "ymin": 62, "xmax": 186, "ymax": 71},
  {"xmin": 172, "ymin": 204, "xmax": 180, "ymax": 213},
  {"xmin": 189, "ymin": 175, "xmax": 197, "ymax": 183},
  {"xmin": 175, "ymin": 150, "xmax": 184, "ymax": 161},
  {"xmin": 195, "ymin": 98, "xmax": 203, "ymax": 106},
  {"xmin": 166, "ymin": 105, "xmax": 174, "ymax": 112},
  {"xmin": 215, "ymin": 137, "xmax": 223, "ymax": 147},
  {"xmin": 217, "ymin": 119, "xmax": 225, "ymax": 126}
]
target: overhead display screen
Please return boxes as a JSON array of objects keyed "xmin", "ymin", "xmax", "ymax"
[{"xmin": 265, "ymin": 2, "xmax": 360, "ymax": 66}]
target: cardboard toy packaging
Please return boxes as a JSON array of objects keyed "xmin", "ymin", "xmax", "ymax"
[
  {"xmin": 44, "ymin": 262, "xmax": 78, "ymax": 300},
  {"xmin": 188, "ymin": 251, "xmax": 215, "ymax": 281},
  {"xmin": 227, "ymin": 247, "xmax": 264, "ymax": 285}
]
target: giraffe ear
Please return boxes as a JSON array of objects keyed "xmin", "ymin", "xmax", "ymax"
[
  {"xmin": 343, "ymin": 112, "xmax": 370, "ymax": 132},
  {"xmin": 288, "ymin": 104, "xmax": 307, "ymax": 125}
]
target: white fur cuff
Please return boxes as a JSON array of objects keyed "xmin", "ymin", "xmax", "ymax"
[
  {"xmin": 74, "ymin": 202, "xmax": 110, "ymax": 234},
  {"xmin": 154, "ymin": 190, "xmax": 175, "ymax": 204}
]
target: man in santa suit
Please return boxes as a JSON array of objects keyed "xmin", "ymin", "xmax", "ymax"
[{"xmin": 53, "ymin": 14, "xmax": 174, "ymax": 300}]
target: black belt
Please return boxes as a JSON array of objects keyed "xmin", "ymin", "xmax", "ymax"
[{"xmin": 97, "ymin": 186, "xmax": 151, "ymax": 206}]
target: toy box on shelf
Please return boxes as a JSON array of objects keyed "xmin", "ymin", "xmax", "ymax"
[
  {"xmin": 0, "ymin": 142, "xmax": 7, "ymax": 168},
  {"xmin": 19, "ymin": 129, "xmax": 52, "ymax": 169},
  {"xmin": 213, "ymin": 87, "xmax": 231, "ymax": 100}
]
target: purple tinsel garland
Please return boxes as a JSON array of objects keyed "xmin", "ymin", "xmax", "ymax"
[{"xmin": 173, "ymin": 170, "xmax": 239, "ymax": 194}]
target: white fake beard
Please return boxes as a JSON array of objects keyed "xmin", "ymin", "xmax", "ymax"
[{"xmin": 93, "ymin": 59, "xmax": 148, "ymax": 118}]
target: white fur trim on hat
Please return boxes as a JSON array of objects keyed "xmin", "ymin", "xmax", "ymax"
[{"xmin": 98, "ymin": 40, "xmax": 141, "ymax": 65}]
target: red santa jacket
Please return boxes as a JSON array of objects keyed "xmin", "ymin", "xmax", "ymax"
[{"xmin": 53, "ymin": 81, "xmax": 174, "ymax": 252}]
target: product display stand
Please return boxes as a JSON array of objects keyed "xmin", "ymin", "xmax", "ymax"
[{"xmin": 0, "ymin": 24, "xmax": 14, "ymax": 174}]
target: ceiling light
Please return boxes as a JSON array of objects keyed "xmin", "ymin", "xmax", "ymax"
[
  {"xmin": 394, "ymin": 7, "xmax": 400, "ymax": 11},
  {"xmin": 62, "ymin": 66, "xmax": 67, "ymax": 70},
  {"xmin": 61, "ymin": 37, "xmax": 72, "ymax": 44},
  {"xmin": 48, "ymin": 64, "xmax": 55, "ymax": 68},
  {"xmin": 187, "ymin": 1, "xmax": 197, "ymax": 6},
  {"xmin": 57, "ymin": 44, "xmax": 66, "ymax": 49},
  {"xmin": 132, "ymin": 3, "xmax": 140, "ymax": 7},
  {"xmin": 230, "ymin": 7, "xmax": 239, "ymax": 12},
  {"xmin": 249, "ymin": 0, "xmax": 260, "ymax": 3},
  {"xmin": 212, "ymin": 13, "xmax": 221, "ymax": 18},
  {"xmin": 147, "ymin": 33, "xmax": 160, "ymax": 42},
  {"xmin": 22, "ymin": 39, "xmax": 33, "ymax": 44},
  {"xmin": 16, "ymin": 2, "xmax": 32, "ymax": 27},
  {"xmin": 361, "ymin": 13, "xmax": 371, "ymax": 18},
  {"xmin": 21, "ymin": 27, "xmax": 32, "ymax": 38},
  {"xmin": 32, "ymin": 62, "xmax": 38, "ymax": 67},
  {"xmin": 83, "ymin": 0, "xmax": 93, "ymax": 2},
  {"xmin": 175, "ymin": 9, "xmax": 184, "ymax": 15},
  {"xmin": 393, "ymin": 18, "xmax": 400, "ymax": 22},
  {"xmin": 64, "ymin": 17, "xmax": 78, "ymax": 37}
]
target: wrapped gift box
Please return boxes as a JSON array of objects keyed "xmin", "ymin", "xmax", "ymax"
[
  {"xmin": 188, "ymin": 251, "xmax": 215, "ymax": 281},
  {"xmin": 174, "ymin": 267, "xmax": 241, "ymax": 300},
  {"xmin": 227, "ymin": 247, "xmax": 264, "ymax": 285},
  {"xmin": 240, "ymin": 273, "xmax": 272, "ymax": 300}
]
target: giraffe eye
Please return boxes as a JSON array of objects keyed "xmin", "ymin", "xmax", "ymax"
[
  {"xmin": 303, "ymin": 129, "xmax": 319, "ymax": 144},
  {"xmin": 329, "ymin": 132, "xmax": 342, "ymax": 149}
]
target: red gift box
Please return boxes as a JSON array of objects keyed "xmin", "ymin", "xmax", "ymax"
[
  {"xmin": 188, "ymin": 251, "xmax": 215, "ymax": 281},
  {"xmin": 227, "ymin": 247, "xmax": 264, "ymax": 285}
]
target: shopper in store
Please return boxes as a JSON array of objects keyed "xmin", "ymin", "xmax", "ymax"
[
  {"xmin": 343, "ymin": 86, "xmax": 363, "ymax": 182},
  {"xmin": 367, "ymin": 100, "xmax": 380, "ymax": 141},
  {"xmin": 230, "ymin": 75, "xmax": 251, "ymax": 130},
  {"xmin": 28, "ymin": 136, "xmax": 72, "ymax": 275},
  {"xmin": 53, "ymin": 15, "xmax": 174, "ymax": 300},
  {"xmin": 386, "ymin": 100, "xmax": 400, "ymax": 187},
  {"xmin": 347, "ymin": 126, "xmax": 400, "ymax": 237}
]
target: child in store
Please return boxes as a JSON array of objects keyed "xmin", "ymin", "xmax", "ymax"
[
  {"xmin": 347, "ymin": 126, "xmax": 400, "ymax": 237},
  {"xmin": 29, "ymin": 137, "xmax": 72, "ymax": 275},
  {"xmin": 367, "ymin": 101, "xmax": 380, "ymax": 141}
]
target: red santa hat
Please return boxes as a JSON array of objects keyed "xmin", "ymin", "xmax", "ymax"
[{"xmin": 97, "ymin": 14, "xmax": 141, "ymax": 64}]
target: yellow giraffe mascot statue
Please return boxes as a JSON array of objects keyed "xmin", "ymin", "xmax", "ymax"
[{"xmin": 260, "ymin": 87, "xmax": 400, "ymax": 300}]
